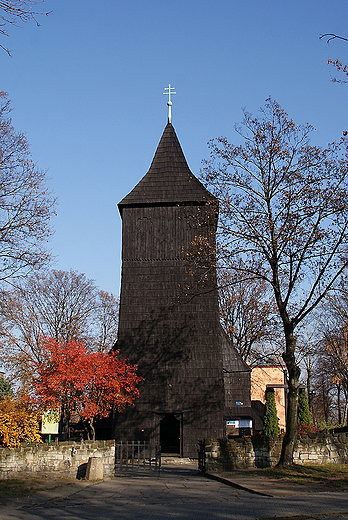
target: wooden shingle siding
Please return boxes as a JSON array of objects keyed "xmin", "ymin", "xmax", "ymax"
[
  {"xmin": 119, "ymin": 124, "xmax": 214, "ymax": 207},
  {"xmin": 113, "ymin": 123, "xmax": 251, "ymax": 457}
]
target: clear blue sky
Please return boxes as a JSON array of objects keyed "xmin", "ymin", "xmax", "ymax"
[{"xmin": 2, "ymin": 0, "xmax": 348, "ymax": 296}]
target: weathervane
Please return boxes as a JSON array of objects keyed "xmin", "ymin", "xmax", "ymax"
[{"xmin": 163, "ymin": 84, "xmax": 176, "ymax": 123}]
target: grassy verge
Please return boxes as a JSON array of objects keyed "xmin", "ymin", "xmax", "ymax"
[{"xmin": 244, "ymin": 463, "xmax": 348, "ymax": 488}]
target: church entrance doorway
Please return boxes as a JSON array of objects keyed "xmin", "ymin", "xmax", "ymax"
[{"xmin": 160, "ymin": 414, "xmax": 181, "ymax": 454}]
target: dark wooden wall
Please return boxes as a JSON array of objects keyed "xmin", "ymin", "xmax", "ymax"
[
  {"xmin": 114, "ymin": 203, "xmax": 225, "ymax": 457},
  {"xmin": 112, "ymin": 123, "xmax": 251, "ymax": 457}
]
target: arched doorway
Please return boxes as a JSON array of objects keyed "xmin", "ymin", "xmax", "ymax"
[{"xmin": 160, "ymin": 414, "xmax": 181, "ymax": 454}]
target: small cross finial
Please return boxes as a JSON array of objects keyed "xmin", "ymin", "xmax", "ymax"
[{"xmin": 163, "ymin": 84, "xmax": 176, "ymax": 123}]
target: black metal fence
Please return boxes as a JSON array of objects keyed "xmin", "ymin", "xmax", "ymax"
[
  {"xmin": 115, "ymin": 441, "xmax": 161, "ymax": 475},
  {"xmin": 198, "ymin": 440, "xmax": 205, "ymax": 473}
]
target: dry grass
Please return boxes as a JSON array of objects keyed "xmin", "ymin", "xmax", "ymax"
[
  {"xmin": 248, "ymin": 463, "xmax": 348, "ymax": 488},
  {"xmin": 259, "ymin": 516, "xmax": 348, "ymax": 520},
  {"xmin": 0, "ymin": 477, "xmax": 67, "ymax": 498}
]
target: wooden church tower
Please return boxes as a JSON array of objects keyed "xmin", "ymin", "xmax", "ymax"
[{"xmin": 113, "ymin": 94, "xmax": 251, "ymax": 457}]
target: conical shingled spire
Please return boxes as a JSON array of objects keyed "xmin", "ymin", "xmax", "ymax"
[{"xmin": 119, "ymin": 123, "xmax": 214, "ymax": 207}]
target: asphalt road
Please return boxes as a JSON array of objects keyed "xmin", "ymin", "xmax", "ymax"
[{"xmin": 1, "ymin": 465, "xmax": 348, "ymax": 520}]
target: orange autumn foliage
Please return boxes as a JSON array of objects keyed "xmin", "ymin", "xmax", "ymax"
[
  {"xmin": 0, "ymin": 396, "xmax": 42, "ymax": 449},
  {"xmin": 328, "ymin": 58, "xmax": 348, "ymax": 78}
]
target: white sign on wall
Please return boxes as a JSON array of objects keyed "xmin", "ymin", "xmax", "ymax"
[
  {"xmin": 226, "ymin": 419, "xmax": 252, "ymax": 428},
  {"xmin": 41, "ymin": 409, "xmax": 59, "ymax": 434}
]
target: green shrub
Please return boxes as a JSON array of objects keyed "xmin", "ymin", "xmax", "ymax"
[
  {"xmin": 0, "ymin": 376, "xmax": 14, "ymax": 399},
  {"xmin": 262, "ymin": 388, "xmax": 280, "ymax": 437}
]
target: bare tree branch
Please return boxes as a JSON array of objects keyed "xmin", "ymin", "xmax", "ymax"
[
  {"xmin": 198, "ymin": 98, "xmax": 348, "ymax": 464},
  {"xmin": 0, "ymin": 269, "xmax": 119, "ymax": 389},
  {"xmin": 0, "ymin": 0, "xmax": 51, "ymax": 55},
  {"xmin": 0, "ymin": 92, "xmax": 55, "ymax": 282},
  {"xmin": 320, "ymin": 33, "xmax": 348, "ymax": 44}
]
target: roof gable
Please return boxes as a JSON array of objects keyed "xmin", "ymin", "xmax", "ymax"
[{"xmin": 119, "ymin": 123, "xmax": 215, "ymax": 207}]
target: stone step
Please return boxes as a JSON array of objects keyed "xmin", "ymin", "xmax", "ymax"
[{"xmin": 161, "ymin": 457, "xmax": 196, "ymax": 465}]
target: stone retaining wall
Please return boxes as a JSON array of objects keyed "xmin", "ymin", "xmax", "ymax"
[
  {"xmin": 0, "ymin": 440, "xmax": 115, "ymax": 480},
  {"xmin": 205, "ymin": 433, "xmax": 348, "ymax": 471},
  {"xmin": 2, "ymin": 433, "xmax": 348, "ymax": 479}
]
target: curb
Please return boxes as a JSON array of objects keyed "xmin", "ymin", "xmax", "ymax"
[{"xmin": 204, "ymin": 472, "xmax": 274, "ymax": 497}]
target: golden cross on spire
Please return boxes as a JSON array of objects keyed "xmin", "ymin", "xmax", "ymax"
[{"xmin": 163, "ymin": 84, "xmax": 176, "ymax": 123}]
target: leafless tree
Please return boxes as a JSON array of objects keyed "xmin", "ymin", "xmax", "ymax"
[
  {"xmin": 295, "ymin": 320, "xmax": 322, "ymax": 415},
  {"xmin": 0, "ymin": 269, "xmax": 119, "ymax": 388},
  {"xmin": 319, "ymin": 288, "xmax": 348, "ymax": 424},
  {"xmin": 93, "ymin": 290, "xmax": 120, "ymax": 353},
  {"xmin": 0, "ymin": 0, "xmax": 50, "ymax": 55},
  {"xmin": 0, "ymin": 92, "xmax": 55, "ymax": 284},
  {"xmin": 199, "ymin": 98, "xmax": 348, "ymax": 465},
  {"xmin": 218, "ymin": 267, "xmax": 278, "ymax": 363},
  {"xmin": 312, "ymin": 358, "xmax": 337, "ymax": 424},
  {"xmin": 319, "ymin": 33, "xmax": 348, "ymax": 84}
]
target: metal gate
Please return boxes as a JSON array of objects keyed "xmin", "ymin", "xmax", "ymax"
[
  {"xmin": 115, "ymin": 441, "xmax": 161, "ymax": 475},
  {"xmin": 198, "ymin": 440, "xmax": 205, "ymax": 473}
]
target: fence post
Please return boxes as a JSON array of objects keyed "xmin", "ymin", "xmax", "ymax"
[{"xmin": 198, "ymin": 440, "xmax": 205, "ymax": 473}]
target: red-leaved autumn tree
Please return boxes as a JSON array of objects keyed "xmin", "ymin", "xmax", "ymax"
[{"xmin": 32, "ymin": 337, "xmax": 142, "ymax": 440}]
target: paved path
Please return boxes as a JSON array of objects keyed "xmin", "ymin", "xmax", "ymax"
[{"xmin": 1, "ymin": 465, "xmax": 348, "ymax": 520}]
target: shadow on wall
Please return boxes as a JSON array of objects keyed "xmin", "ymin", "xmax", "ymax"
[
  {"xmin": 76, "ymin": 462, "xmax": 87, "ymax": 479},
  {"xmin": 112, "ymin": 373, "xmax": 225, "ymax": 436},
  {"xmin": 112, "ymin": 304, "xmax": 225, "ymax": 447},
  {"xmin": 215, "ymin": 437, "xmax": 280, "ymax": 470},
  {"xmin": 251, "ymin": 436, "xmax": 273, "ymax": 468},
  {"xmin": 114, "ymin": 305, "xmax": 192, "ymax": 380},
  {"xmin": 251, "ymin": 400, "xmax": 266, "ymax": 432}
]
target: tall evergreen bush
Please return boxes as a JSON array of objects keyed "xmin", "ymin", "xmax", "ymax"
[
  {"xmin": 0, "ymin": 376, "xmax": 13, "ymax": 399},
  {"xmin": 262, "ymin": 387, "xmax": 280, "ymax": 437}
]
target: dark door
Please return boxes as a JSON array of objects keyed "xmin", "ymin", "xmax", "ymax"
[{"xmin": 160, "ymin": 414, "xmax": 180, "ymax": 454}]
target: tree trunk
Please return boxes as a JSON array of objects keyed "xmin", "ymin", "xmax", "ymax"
[
  {"xmin": 60, "ymin": 404, "xmax": 71, "ymax": 440},
  {"xmin": 343, "ymin": 399, "xmax": 348, "ymax": 426},
  {"xmin": 82, "ymin": 419, "xmax": 91, "ymax": 440},
  {"xmin": 337, "ymin": 383, "xmax": 342, "ymax": 425},
  {"xmin": 278, "ymin": 325, "xmax": 300, "ymax": 466},
  {"xmin": 306, "ymin": 366, "xmax": 312, "ymax": 415},
  {"xmin": 323, "ymin": 381, "xmax": 329, "ymax": 423},
  {"xmin": 89, "ymin": 418, "xmax": 96, "ymax": 441}
]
